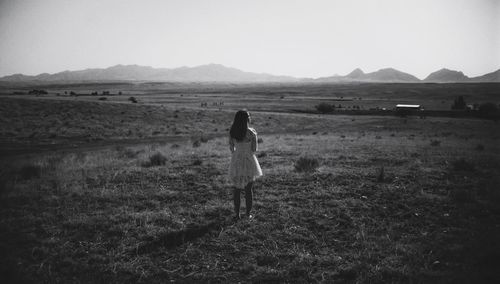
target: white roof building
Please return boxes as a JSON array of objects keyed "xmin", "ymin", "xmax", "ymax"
[{"xmin": 396, "ymin": 104, "xmax": 421, "ymax": 109}]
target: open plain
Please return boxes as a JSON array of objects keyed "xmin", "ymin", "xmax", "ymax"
[{"xmin": 1, "ymin": 82, "xmax": 499, "ymax": 283}]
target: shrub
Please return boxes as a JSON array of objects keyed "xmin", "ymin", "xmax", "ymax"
[
  {"xmin": 315, "ymin": 103, "xmax": 335, "ymax": 113},
  {"xmin": 142, "ymin": 152, "xmax": 167, "ymax": 167},
  {"xmin": 475, "ymin": 144, "xmax": 485, "ymax": 151},
  {"xmin": 294, "ymin": 156, "xmax": 319, "ymax": 173},
  {"xmin": 120, "ymin": 148, "xmax": 138, "ymax": 158},
  {"xmin": 192, "ymin": 159, "xmax": 203, "ymax": 166},
  {"xmin": 257, "ymin": 138, "xmax": 263, "ymax": 144},
  {"xmin": 430, "ymin": 140, "xmax": 441, "ymax": 146},
  {"xmin": 128, "ymin": 97, "xmax": 138, "ymax": 103},
  {"xmin": 98, "ymin": 97, "xmax": 107, "ymax": 101},
  {"xmin": 192, "ymin": 140, "xmax": 201, "ymax": 148}
]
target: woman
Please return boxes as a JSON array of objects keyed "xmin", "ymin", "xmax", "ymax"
[{"xmin": 228, "ymin": 110, "xmax": 263, "ymax": 220}]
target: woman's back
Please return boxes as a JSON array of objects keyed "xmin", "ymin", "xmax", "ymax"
[{"xmin": 230, "ymin": 128, "xmax": 257, "ymax": 154}]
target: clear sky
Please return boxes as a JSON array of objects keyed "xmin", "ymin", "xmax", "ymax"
[{"xmin": 0, "ymin": 0, "xmax": 498, "ymax": 79}]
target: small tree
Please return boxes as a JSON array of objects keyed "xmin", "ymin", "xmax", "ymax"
[
  {"xmin": 315, "ymin": 103, "xmax": 335, "ymax": 113},
  {"xmin": 451, "ymin": 96, "xmax": 466, "ymax": 110}
]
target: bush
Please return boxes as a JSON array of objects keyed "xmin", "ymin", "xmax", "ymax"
[
  {"xmin": 315, "ymin": 103, "xmax": 335, "ymax": 113},
  {"xmin": 119, "ymin": 147, "xmax": 138, "ymax": 158},
  {"xmin": 142, "ymin": 152, "xmax": 167, "ymax": 167},
  {"xmin": 192, "ymin": 140, "xmax": 201, "ymax": 148},
  {"xmin": 294, "ymin": 157, "xmax": 319, "ymax": 173},
  {"xmin": 475, "ymin": 144, "xmax": 485, "ymax": 151},
  {"xmin": 128, "ymin": 97, "xmax": 138, "ymax": 103},
  {"xmin": 430, "ymin": 140, "xmax": 441, "ymax": 146}
]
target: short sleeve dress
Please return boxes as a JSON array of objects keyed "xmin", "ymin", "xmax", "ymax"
[{"xmin": 228, "ymin": 128, "xmax": 263, "ymax": 188}]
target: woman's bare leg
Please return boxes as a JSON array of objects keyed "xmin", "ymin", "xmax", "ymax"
[
  {"xmin": 244, "ymin": 182, "xmax": 254, "ymax": 216},
  {"xmin": 233, "ymin": 188, "xmax": 241, "ymax": 219}
]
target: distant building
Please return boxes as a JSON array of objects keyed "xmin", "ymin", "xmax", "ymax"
[{"xmin": 396, "ymin": 104, "xmax": 422, "ymax": 110}]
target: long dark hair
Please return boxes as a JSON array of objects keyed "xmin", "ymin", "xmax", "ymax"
[{"xmin": 230, "ymin": 110, "xmax": 250, "ymax": 141}]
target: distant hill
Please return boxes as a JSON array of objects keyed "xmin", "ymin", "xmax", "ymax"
[
  {"xmin": 0, "ymin": 64, "xmax": 298, "ymax": 83},
  {"xmin": 345, "ymin": 68, "xmax": 365, "ymax": 79},
  {"xmin": 424, "ymin": 68, "xmax": 469, "ymax": 82},
  {"xmin": 469, "ymin": 69, "xmax": 500, "ymax": 82},
  {"xmin": 318, "ymin": 67, "xmax": 420, "ymax": 83},
  {"xmin": 1, "ymin": 64, "xmax": 499, "ymax": 83},
  {"xmin": 362, "ymin": 68, "xmax": 421, "ymax": 82}
]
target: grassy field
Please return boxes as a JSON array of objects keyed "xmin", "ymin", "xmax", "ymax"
[
  {"xmin": 1, "ymin": 82, "xmax": 499, "ymax": 113},
  {"xmin": 1, "ymin": 83, "xmax": 500, "ymax": 283}
]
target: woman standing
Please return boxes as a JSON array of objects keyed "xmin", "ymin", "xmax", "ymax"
[{"xmin": 228, "ymin": 110, "xmax": 263, "ymax": 220}]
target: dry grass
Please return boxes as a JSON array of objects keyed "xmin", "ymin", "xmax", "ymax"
[
  {"xmin": 1, "ymin": 84, "xmax": 500, "ymax": 282},
  {"xmin": 1, "ymin": 113, "xmax": 500, "ymax": 282}
]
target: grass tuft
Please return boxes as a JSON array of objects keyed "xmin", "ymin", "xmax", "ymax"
[
  {"xmin": 430, "ymin": 140, "xmax": 441, "ymax": 146},
  {"xmin": 192, "ymin": 158, "xmax": 203, "ymax": 166},
  {"xmin": 294, "ymin": 156, "xmax": 319, "ymax": 173},
  {"xmin": 192, "ymin": 140, "xmax": 201, "ymax": 148},
  {"xmin": 142, "ymin": 152, "xmax": 167, "ymax": 167}
]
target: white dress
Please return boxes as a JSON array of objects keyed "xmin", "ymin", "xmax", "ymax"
[{"xmin": 228, "ymin": 128, "xmax": 263, "ymax": 188}]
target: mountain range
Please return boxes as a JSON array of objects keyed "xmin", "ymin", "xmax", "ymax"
[{"xmin": 1, "ymin": 64, "xmax": 499, "ymax": 83}]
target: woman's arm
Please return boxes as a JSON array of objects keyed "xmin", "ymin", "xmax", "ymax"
[{"xmin": 251, "ymin": 130, "xmax": 258, "ymax": 152}]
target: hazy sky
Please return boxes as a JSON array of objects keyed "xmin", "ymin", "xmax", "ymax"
[{"xmin": 0, "ymin": 0, "xmax": 498, "ymax": 79}]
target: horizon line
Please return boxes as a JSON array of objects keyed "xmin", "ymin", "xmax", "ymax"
[{"xmin": 1, "ymin": 63, "xmax": 499, "ymax": 81}]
